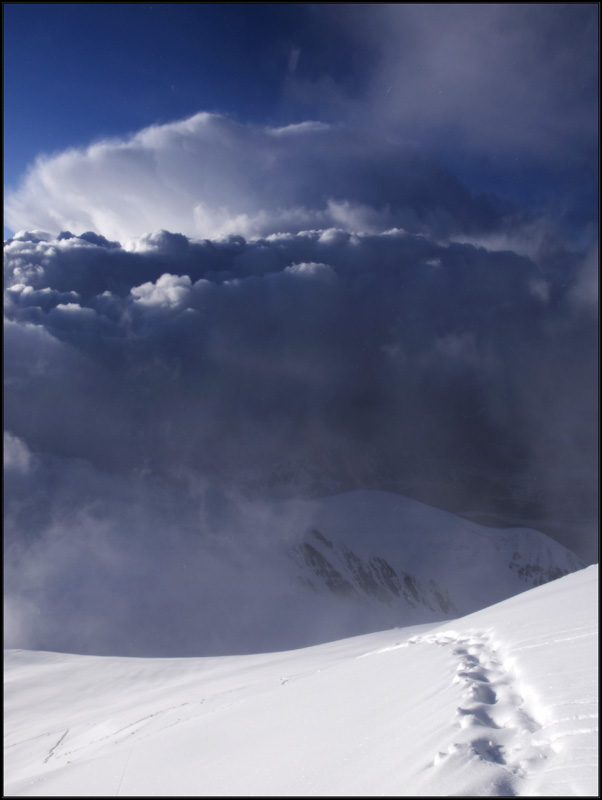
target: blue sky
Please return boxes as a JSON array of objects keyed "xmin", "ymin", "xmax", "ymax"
[{"xmin": 3, "ymin": 4, "xmax": 366, "ymax": 190}]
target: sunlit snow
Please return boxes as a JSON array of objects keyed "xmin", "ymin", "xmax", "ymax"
[{"xmin": 4, "ymin": 566, "xmax": 597, "ymax": 796}]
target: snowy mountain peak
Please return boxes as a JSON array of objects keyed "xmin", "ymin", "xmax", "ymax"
[{"xmin": 277, "ymin": 490, "xmax": 584, "ymax": 630}]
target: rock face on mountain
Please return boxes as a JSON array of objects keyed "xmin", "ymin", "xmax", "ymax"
[
  {"xmin": 293, "ymin": 528, "xmax": 456, "ymax": 615},
  {"xmin": 275, "ymin": 491, "xmax": 584, "ymax": 631}
]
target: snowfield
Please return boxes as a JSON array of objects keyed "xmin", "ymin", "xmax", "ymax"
[{"xmin": 4, "ymin": 565, "xmax": 597, "ymax": 797}]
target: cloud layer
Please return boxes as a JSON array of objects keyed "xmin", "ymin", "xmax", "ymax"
[{"xmin": 5, "ymin": 225, "xmax": 597, "ymax": 534}]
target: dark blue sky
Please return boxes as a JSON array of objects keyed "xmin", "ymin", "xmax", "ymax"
[{"xmin": 4, "ymin": 4, "xmax": 367, "ymax": 188}]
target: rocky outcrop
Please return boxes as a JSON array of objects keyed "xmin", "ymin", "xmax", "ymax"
[{"xmin": 292, "ymin": 527, "xmax": 458, "ymax": 617}]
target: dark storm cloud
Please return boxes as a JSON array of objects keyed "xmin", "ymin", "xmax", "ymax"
[{"xmin": 5, "ymin": 226, "xmax": 597, "ymax": 521}]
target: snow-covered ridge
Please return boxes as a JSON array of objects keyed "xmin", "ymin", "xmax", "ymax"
[
  {"xmin": 274, "ymin": 490, "xmax": 584, "ymax": 628},
  {"xmin": 4, "ymin": 566, "xmax": 597, "ymax": 796}
]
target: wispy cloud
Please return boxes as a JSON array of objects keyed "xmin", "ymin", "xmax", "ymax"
[{"xmin": 293, "ymin": 4, "xmax": 598, "ymax": 161}]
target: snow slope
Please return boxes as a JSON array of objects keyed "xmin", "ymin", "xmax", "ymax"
[{"xmin": 4, "ymin": 565, "xmax": 597, "ymax": 796}]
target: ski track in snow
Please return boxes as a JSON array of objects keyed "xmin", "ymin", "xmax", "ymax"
[
  {"xmin": 38, "ymin": 684, "xmax": 261, "ymax": 768},
  {"xmin": 407, "ymin": 629, "xmax": 552, "ymax": 795},
  {"xmin": 57, "ymin": 702, "xmax": 198, "ymax": 761},
  {"xmin": 43, "ymin": 730, "xmax": 69, "ymax": 764}
]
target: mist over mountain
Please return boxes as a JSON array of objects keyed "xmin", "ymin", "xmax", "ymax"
[{"xmin": 3, "ymin": 481, "xmax": 584, "ymax": 657}]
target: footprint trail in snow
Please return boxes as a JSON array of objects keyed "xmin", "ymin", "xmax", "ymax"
[{"xmin": 407, "ymin": 629, "xmax": 552, "ymax": 795}]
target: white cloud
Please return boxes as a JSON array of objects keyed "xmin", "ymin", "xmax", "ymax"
[
  {"xmin": 131, "ymin": 273, "xmax": 193, "ymax": 309},
  {"xmin": 287, "ymin": 46, "xmax": 301, "ymax": 74},
  {"xmin": 284, "ymin": 262, "xmax": 336, "ymax": 282},
  {"xmin": 4, "ymin": 431, "xmax": 33, "ymax": 474},
  {"xmin": 5, "ymin": 113, "xmax": 512, "ymax": 243}
]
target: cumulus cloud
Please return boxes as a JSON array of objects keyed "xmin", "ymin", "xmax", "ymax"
[{"xmin": 5, "ymin": 113, "xmax": 514, "ymax": 243}]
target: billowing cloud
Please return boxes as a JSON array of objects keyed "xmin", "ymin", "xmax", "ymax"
[{"xmin": 5, "ymin": 113, "xmax": 515, "ymax": 243}]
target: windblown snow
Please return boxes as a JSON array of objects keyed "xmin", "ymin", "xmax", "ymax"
[{"xmin": 4, "ymin": 565, "xmax": 597, "ymax": 796}]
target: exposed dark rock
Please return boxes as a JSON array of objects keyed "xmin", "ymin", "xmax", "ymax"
[
  {"xmin": 295, "ymin": 543, "xmax": 358, "ymax": 598},
  {"xmin": 429, "ymin": 580, "xmax": 455, "ymax": 614},
  {"xmin": 343, "ymin": 547, "xmax": 388, "ymax": 602},
  {"xmin": 508, "ymin": 560, "xmax": 569, "ymax": 587},
  {"xmin": 311, "ymin": 528, "xmax": 334, "ymax": 549},
  {"xmin": 370, "ymin": 556, "xmax": 403, "ymax": 598},
  {"xmin": 403, "ymin": 574, "xmax": 421, "ymax": 604}
]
